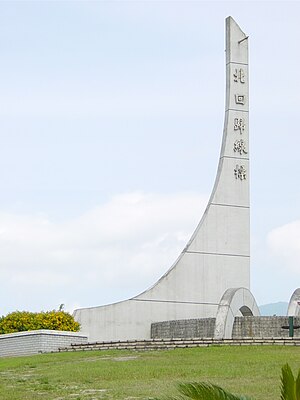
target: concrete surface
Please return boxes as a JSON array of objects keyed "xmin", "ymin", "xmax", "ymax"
[{"xmin": 74, "ymin": 17, "xmax": 259, "ymax": 342}]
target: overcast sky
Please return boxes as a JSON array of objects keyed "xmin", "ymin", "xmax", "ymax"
[{"xmin": 0, "ymin": 0, "xmax": 300, "ymax": 315}]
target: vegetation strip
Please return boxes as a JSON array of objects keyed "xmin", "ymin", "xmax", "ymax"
[{"xmin": 0, "ymin": 346, "xmax": 299, "ymax": 400}]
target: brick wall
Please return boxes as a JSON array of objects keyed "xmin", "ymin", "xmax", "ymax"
[{"xmin": 0, "ymin": 330, "xmax": 88, "ymax": 358}]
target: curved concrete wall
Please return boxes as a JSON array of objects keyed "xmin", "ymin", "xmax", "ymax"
[
  {"xmin": 287, "ymin": 288, "xmax": 300, "ymax": 316},
  {"xmin": 74, "ymin": 17, "xmax": 252, "ymax": 342},
  {"xmin": 214, "ymin": 288, "xmax": 260, "ymax": 339}
]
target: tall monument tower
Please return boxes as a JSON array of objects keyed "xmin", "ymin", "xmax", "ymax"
[{"xmin": 74, "ymin": 17, "xmax": 259, "ymax": 342}]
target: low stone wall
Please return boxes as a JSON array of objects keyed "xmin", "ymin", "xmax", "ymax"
[
  {"xmin": 0, "ymin": 330, "xmax": 88, "ymax": 358},
  {"xmin": 232, "ymin": 316, "xmax": 300, "ymax": 338},
  {"xmin": 151, "ymin": 318, "xmax": 215, "ymax": 338},
  {"xmin": 59, "ymin": 337, "xmax": 300, "ymax": 353},
  {"xmin": 151, "ymin": 316, "xmax": 300, "ymax": 339}
]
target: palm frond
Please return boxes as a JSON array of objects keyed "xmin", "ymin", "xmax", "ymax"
[
  {"xmin": 178, "ymin": 382, "xmax": 252, "ymax": 400},
  {"xmin": 281, "ymin": 363, "xmax": 296, "ymax": 400},
  {"xmin": 295, "ymin": 367, "xmax": 300, "ymax": 400}
]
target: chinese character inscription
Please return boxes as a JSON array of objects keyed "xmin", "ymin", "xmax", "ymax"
[{"xmin": 234, "ymin": 165, "xmax": 247, "ymax": 180}]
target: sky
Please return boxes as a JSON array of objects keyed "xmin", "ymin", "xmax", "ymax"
[{"xmin": 0, "ymin": 0, "xmax": 300, "ymax": 315}]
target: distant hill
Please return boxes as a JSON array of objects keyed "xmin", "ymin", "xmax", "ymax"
[{"xmin": 259, "ymin": 302, "xmax": 288, "ymax": 316}]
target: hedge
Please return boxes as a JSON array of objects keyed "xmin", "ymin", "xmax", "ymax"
[{"xmin": 0, "ymin": 310, "xmax": 80, "ymax": 334}]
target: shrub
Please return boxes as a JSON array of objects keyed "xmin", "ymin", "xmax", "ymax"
[{"xmin": 0, "ymin": 310, "xmax": 80, "ymax": 334}]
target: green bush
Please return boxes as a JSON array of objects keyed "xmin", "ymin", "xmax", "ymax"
[{"xmin": 0, "ymin": 310, "xmax": 80, "ymax": 334}]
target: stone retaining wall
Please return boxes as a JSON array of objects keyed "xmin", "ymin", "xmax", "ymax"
[
  {"xmin": 232, "ymin": 316, "xmax": 300, "ymax": 338},
  {"xmin": 151, "ymin": 316, "xmax": 300, "ymax": 339},
  {"xmin": 59, "ymin": 337, "xmax": 300, "ymax": 353},
  {"xmin": 0, "ymin": 330, "xmax": 88, "ymax": 357},
  {"xmin": 151, "ymin": 318, "xmax": 215, "ymax": 338}
]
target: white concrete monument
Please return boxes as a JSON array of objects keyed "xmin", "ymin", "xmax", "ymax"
[{"xmin": 74, "ymin": 16, "xmax": 260, "ymax": 342}]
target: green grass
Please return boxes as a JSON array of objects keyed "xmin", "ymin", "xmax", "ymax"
[{"xmin": 0, "ymin": 346, "xmax": 299, "ymax": 400}]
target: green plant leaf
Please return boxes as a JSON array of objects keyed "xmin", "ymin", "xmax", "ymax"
[
  {"xmin": 281, "ymin": 364, "xmax": 296, "ymax": 400},
  {"xmin": 178, "ymin": 382, "xmax": 252, "ymax": 400},
  {"xmin": 295, "ymin": 368, "xmax": 300, "ymax": 400}
]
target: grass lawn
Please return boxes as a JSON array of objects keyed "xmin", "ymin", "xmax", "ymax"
[{"xmin": 0, "ymin": 346, "xmax": 299, "ymax": 400}]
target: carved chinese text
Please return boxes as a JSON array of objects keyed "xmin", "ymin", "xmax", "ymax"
[
  {"xmin": 235, "ymin": 94, "xmax": 245, "ymax": 105},
  {"xmin": 233, "ymin": 68, "xmax": 245, "ymax": 83},
  {"xmin": 234, "ymin": 139, "xmax": 248, "ymax": 155},
  {"xmin": 234, "ymin": 117, "xmax": 245, "ymax": 133},
  {"xmin": 234, "ymin": 164, "xmax": 246, "ymax": 180}
]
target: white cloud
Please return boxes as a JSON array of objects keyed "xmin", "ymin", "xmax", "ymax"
[
  {"xmin": 0, "ymin": 191, "xmax": 207, "ymax": 313},
  {"xmin": 267, "ymin": 220, "xmax": 300, "ymax": 276}
]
